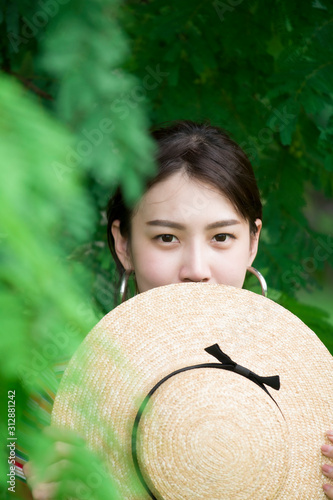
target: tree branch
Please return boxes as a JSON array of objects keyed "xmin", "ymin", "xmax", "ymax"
[{"xmin": 2, "ymin": 69, "xmax": 54, "ymax": 101}]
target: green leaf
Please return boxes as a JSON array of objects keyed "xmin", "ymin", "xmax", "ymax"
[{"xmin": 324, "ymin": 154, "xmax": 333, "ymax": 172}]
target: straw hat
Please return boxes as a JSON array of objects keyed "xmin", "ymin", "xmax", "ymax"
[{"xmin": 52, "ymin": 283, "xmax": 333, "ymax": 499}]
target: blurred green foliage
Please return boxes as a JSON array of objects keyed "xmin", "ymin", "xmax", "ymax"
[{"xmin": 0, "ymin": 0, "xmax": 332, "ymax": 498}]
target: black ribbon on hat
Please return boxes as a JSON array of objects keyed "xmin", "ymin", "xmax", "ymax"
[
  {"xmin": 131, "ymin": 344, "xmax": 282, "ymax": 500},
  {"xmin": 205, "ymin": 343, "xmax": 280, "ymax": 393}
]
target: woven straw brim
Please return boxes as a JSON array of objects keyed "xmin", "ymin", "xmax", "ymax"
[{"xmin": 52, "ymin": 283, "xmax": 333, "ymax": 499}]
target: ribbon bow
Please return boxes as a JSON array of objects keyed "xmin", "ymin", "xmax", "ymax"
[{"xmin": 205, "ymin": 343, "xmax": 280, "ymax": 391}]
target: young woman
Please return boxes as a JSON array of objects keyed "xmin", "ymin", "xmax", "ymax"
[
  {"xmin": 24, "ymin": 121, "xmax": 333, "ymax": 499},
  {"xmin": 108, "ymin": 121, "xmax": 262, "ymax": 297}
]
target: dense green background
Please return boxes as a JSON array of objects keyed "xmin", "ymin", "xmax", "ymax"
[{"xmin": 0, "ymin": 0, "xmax": 332, "ymax": 498}]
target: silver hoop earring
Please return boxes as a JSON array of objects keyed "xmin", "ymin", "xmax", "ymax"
[
  {"xmin": 119, "ymin": 270, "xmax": 134, "ymax": 304},
  {"xmin": 247, "ymin": 267, "xmax": 268, "ymax": 297}
]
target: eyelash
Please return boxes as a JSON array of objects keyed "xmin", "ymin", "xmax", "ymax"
[
  {"xmin": 213, "ymin": 233, "xmax": 236, "ymax": 242},
  {"xmin": 155, "ymin": 234, "xmax": 178, "ymax": 243},
  {"xmin": 154, "ymin": 233, "xmax": 236, "ymax": 243}
]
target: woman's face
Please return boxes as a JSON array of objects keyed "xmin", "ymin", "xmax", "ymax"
[{"xmin": 112, "ymin": 171, "xmax": 262, "ymax": 293}]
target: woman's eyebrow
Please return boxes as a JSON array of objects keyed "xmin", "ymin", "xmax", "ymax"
[
  {"xmin": 146, "ymin": 220, "xmax": 185, "ymax": 230},
  {"xmin": 146, "ymin": 219, "xmax": 241, "ymax": 230},
  {"xmin": 206, "ymin": 219, "xmax": 241, "ymax": 229}
]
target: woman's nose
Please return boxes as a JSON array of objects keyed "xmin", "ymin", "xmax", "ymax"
[{"xmin": 179, "ymin": 245, "xmax": 212, "ymax": 283}]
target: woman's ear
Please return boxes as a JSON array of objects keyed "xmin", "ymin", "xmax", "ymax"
[
  {"xmin": 111, "ymin": 220, "xmax": 133, "ymax": 271},
  {"xmin": 248, "ymin": 219, "xmax": 262, "ymax": 266}
]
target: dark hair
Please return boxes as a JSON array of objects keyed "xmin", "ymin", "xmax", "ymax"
[{"xmin": 107, "ymin": 120, "xmax": 262, "ymax": 275}]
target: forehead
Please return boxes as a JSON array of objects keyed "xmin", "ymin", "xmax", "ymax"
[{"xmin": 133, "ymin": 171, "xmax": 242, "ymax": 223}]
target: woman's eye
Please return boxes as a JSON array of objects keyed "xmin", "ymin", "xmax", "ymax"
[
  {"xmin": 213, "ymin": 233, "xmax": 233, "ymax": 242},
  {"xmin": 158, "ymin": 234, "xmax": 177, "ymax": 243}
]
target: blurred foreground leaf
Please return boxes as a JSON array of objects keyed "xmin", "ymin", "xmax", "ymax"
[{"xmin": 0, "ymin": 74, "xmax": 98, "ymax": 491}]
